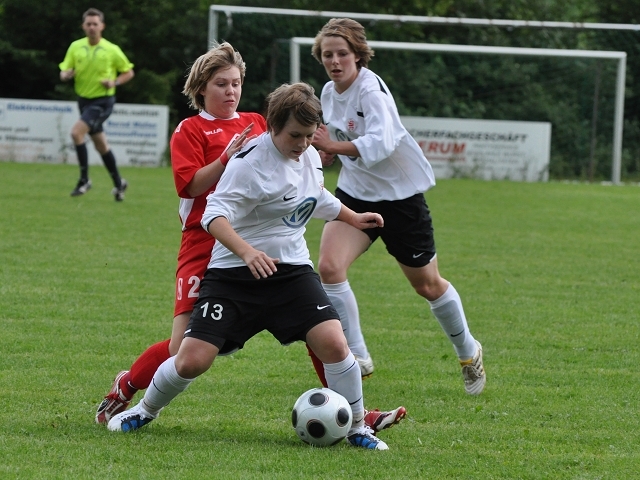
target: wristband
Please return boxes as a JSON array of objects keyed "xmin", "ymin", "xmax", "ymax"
[{"xmin": 220, "ymin": 151, "xmax": 230, "ymax": 166}]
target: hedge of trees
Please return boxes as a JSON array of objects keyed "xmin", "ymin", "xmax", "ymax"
[{"xmin": 2, "ymin": 0, "xmax": 640, "ymax": 180}]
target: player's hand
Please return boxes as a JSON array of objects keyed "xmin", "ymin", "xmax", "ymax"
[
  {"xmin": 351, "ymin": 212, "xmax": 383, "ymax": 230},
  {"xmin": 225, "ymin": 123, "xmax": 256, "ymax": 160},
  {"xmin": 318, "ymin": 149, "xmax": 336, "ymax": 167},
  {"xmin": 312, "ymin": 124, "xmax": 331, "ymax": 151},
  {"xmin": 241, "ymin": 248, "xmax": 280, "ymax": 279}
]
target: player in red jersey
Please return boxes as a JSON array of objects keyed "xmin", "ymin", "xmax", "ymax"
[{"xmin": 95, "ymin": 43, "xmax": 265, "ymax": 424}]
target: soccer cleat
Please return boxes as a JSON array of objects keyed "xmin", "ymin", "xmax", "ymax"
[
  {"xmin": 107, "ymin": 401, "xmax": 158, "ymax": 432},
  {"xmin": 111, "ymin": 179, "xmax": 128, "ymax": 201},
  {"xmin": 70, "ymin": 179, "xmax": 92, "ymax": 197},
  {"xmin": 347, "ymin": 425, "xmax": 389, "ymax": 450},
  {"xmin": 364, "ymin": 406, "xmax": 407, "ymax": 433},
  {"xmin": 355, "ymin": 354, "xmax": 374, "ymax": 379},
  {"xmin": 95, "ymin": 370, "xmax": 132, "ymax": 424},
  {"xmin": 460, "ymin": 340, "xmax": 486, "ymax": 395}
]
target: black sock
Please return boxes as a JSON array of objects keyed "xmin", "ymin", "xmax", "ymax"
[
  {"xmin": 75, "ymin": 143, "xmax": 89, "ymax": 181},
  {"xmin": 101, "ymin": 150, "xmax": 122, "ymax": 189}
]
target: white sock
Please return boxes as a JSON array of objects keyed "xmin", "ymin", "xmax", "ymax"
[
  {"xmin": 142, "ymin": 356, "xmax": 194, "ymax": 415},
  {"xmin": 428, "ymin": 284, "xmax": 477, "ymax": 360},
  {"xmin": 322, "ymin": 281, "xmax": 369, "ymax": 359},
  {"xmin": 323, "ymin": 351, "xmax": 364, "ymax": 428}
]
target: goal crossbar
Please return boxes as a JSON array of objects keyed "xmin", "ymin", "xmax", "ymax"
[
  {"xmin": 209, "ymin": 4, "xmax": 640, "ymax": 45},
  {"xmin": 289, "ymin": 37, "xmax": 627, "ymax": 184}
]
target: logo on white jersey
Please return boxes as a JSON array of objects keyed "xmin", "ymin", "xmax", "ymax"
[
  {"xmin": 335, "ymin": 129, "xmax": 358, "ymax": 161},
  {"xmin": 335, "ymin": 129, "xmax": 351, "ymax": 142},
  {"xmin": 282, "ymin": 197, "xmax": 317, "ymax": 228}
]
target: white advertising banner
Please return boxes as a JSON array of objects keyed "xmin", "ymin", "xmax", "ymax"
[
  {"xmin": 402, "ymin": 116, "xmax": 551, "ymax": 182},
  {"xmin": 0, "ymin": 98, "xmax": 169, "ymax": 167}
]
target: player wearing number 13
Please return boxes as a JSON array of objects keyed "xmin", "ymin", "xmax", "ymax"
[{"xmin": 108, "ymin": 83, "xmax": 390, "ymax": 450}]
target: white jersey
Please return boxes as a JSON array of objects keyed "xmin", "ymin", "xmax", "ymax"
[
  {"xmin": 201, "ymin": 132, "xmax": 342, "ymax": 269},
  {"xmin": 320, "ymin": 67, "xmax": 436, "ymax": 201}
]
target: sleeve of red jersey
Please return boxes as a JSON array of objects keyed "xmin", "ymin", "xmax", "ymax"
[{"xmin": 170, "ymin": 120, "xmax": 206, "ymax": 198}]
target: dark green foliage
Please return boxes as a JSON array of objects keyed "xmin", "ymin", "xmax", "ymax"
[{"xmin": 1, "ymin": 0, "xmax": 640, "ymax": 180}]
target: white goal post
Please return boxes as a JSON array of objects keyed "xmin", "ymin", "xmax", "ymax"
[
  {"xmin": 289, "ymin": 37, "xmax": 626, "ymax": 184},
  {"xmin": 209, "ymin": 5, "xmax": 640, "ymax": 46},
  {"xmin": 209, "ymin": 5, "xmax": 629, "ymax": 183}
]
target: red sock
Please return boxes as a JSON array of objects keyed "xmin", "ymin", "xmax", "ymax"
[
  {"xmin": 127, "ymin": 339, "xmax": 171, "ymax": 392},
  {"xmin": 306, "ymin": 343, "xmax": 328, "ymax": 387}
]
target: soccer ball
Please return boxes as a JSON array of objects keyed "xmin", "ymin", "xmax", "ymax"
[{"xmin": 291, "ymin": 388, "xmax": 353, "ymax": 447}]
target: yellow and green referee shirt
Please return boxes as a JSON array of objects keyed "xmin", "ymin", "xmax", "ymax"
[{"xmin": 59, "ymin": 37, "xmax": 134, "ymax": 99}]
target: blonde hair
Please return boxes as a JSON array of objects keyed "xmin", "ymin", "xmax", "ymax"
[
  {"xmin": 183, "ymin": 42, "xmax": 246, "ymax": 111},
  {"xmin": 265, "ymin": 83, "xmax": 322, "ymax": 135},
  {"xmin": 311, "ymin": 18, "xmax": 374, "ymax": 69}
]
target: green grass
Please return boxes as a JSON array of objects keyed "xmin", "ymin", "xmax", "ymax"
[{"xmin": 1, "ymin": 162, "xmax": 639, "ymax": 479}]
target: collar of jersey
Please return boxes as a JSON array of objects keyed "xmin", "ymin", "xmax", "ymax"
[{"xmin": 199, "ymin": 111, "xmax": 240, "ymax": 121}]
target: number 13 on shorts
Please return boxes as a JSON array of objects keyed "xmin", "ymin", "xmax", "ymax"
[{"xmin": 199, "ymin": 301, "xmax": 223, "ymax": 320}]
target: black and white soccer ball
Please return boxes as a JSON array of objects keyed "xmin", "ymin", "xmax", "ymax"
[{"xmin": 291, "ymin": 388, "xmax": 353, "ymax": 447}]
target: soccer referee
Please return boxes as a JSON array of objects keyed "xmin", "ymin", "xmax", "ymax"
[{"xmin": 59, "ymin": 8, "xmax": 134, "ymax": 201}]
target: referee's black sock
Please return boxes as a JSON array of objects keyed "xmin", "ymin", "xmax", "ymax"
[
  {"xmin": 75, "ymin": 143, "xmax": 89, "ymax": 181},
  {"xmin": 101, "ymin": 150, "xmax": 122, "ymax": 189}
]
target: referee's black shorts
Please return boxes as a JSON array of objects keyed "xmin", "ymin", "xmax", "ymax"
[
  {"xmin": 77, "ymin": 95, "xmax": 115, "ymax": 135},
  {"xmin": 184, "ymin": 264, "xmax": 340, "ymax": 355},
  {"xmin": 335, "ymin": 187, "xmax": 436, "ymax": 268}
]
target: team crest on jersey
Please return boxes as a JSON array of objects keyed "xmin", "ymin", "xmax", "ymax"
[{"xmin": 282, "ymin": 197, "xmax": 317, "ymax": 228}]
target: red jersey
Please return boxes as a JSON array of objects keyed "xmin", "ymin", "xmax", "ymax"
[{"xmin": 170, "ymin": 111, "xmax": 267, "ymax": 232}]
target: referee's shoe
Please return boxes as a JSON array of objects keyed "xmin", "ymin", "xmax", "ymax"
[
  {"xmin": 70, "ymin": 179, "xmax": 92, "ymax": 196},
  {"xmin": 112, "ymin": 179, "xmax": 128, "ymax": 201}
]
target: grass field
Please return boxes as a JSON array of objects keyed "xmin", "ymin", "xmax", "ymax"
[{"xmin": 1, "ymin": 161, "xmax": 639, "ymax": 479}]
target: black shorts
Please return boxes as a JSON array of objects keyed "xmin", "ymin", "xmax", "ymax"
[
  {"xmin": 335, "ymin": 188, "xmax": 436, "ymax": 268},
  {"xmin": 78, "ymin": 96, "xmax": 115, "ymax": 135},
  {"xmin": 184, "ymin": 264, "xmax": 340, "ymax": 355}
]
